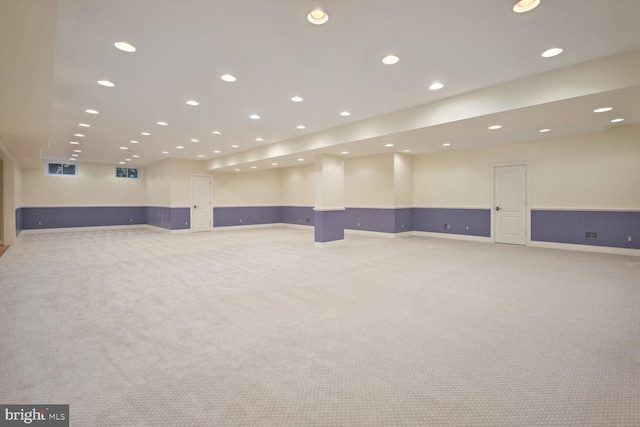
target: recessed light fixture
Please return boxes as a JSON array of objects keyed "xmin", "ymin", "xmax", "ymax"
[
  {"xmin": 68, "ymin": 158, "xmax": 75, "ymax": 161},
  {"xmin": 249, "ymin": 114, "xmax": 260, "ymax": 120},
  {"xmin": 220, "ymin": 74, "xmax": 236, "ymax": 82},
  {"xmin": 74, "ymin": 134, "xmax": 84, "ymax": 137},
  {"xmin": 429, "ymin": 82, "xmax": 444, "ymax": 90},
  {"xmin": 594, "ymin": 107, "xmax": 613, "ymax": 113},
  {"xmin": 69, "ymin": 141, "xmax": 79, "ymax": 145},
  {"xmin": 97, "ymin": 80, "xmax": 115, "ymax": 87},
  {"xmin": 385, "ymin": 143, "xmax": 394, "ymax": 147},
  {"xmin": 186, "ymin": 100, "xmax": 199, "ymax": 106},
  {"xmin": 610, "ymin": 118, "xmax": 625, "ymax": 123},
  {"xmin": 307, "ymin": 9, "xmax": 329, "ymax": 25},
  {"xmin": 114, "ymin": 41, "xmax": 136, "ymax": 52},
  {"xmin": 541, "ymin": 47, "xmax": 563, "ymax": 58},
  {"xmin": 119, "ymin": 161, "xmax": 125, "ymax": 164},
  {"xmin": 340, "ymin": 111, "xmax": 351, "ymax": 116},
  {"xmin": 213, "ymin": 150, "xmax": 221, "ymax": 154},
  {"xmin": 125, "ymin": 158, "xmax": 132, "ymax": 162},
  {"xmin": 297, "ymin": 158, "xmax": 304, "ymax": 162},
  {"xmin": 191, "ymin": 139, "xmax": 199, "ymax": 142},
  {"xmin": 130, "ymin": 140, "xmax": 139, "ymax": 144},
  {"xmin": 513, "ymin": 0, "xmax": 540, "ymax": 13},
  {"xmin": 72, "ymin": 154, "xmax": 79, "ymax": 157},
  {"xmin": 251, "ymin": 166, "xmax": 257, "ymax": 169},
  {"xmin": 235, "ymin": 168, "xmax": 240, "ymax": 172},
  {"xmin": 256, "ymin": 138, "xmax": 263, "ymax": 142},
  {"xmin": 539, "ymin": 128, "xmax": 551, "ymax": 133},
  {"xmin": 231, "ymin": 145, "xmax": 239, "ymax": 148},
  {"xmin": 272, "ymin": 163, "xmax": 278, "ymax": 166},
  {"xmin": 176, "ymin": 146, "xmax": 184, "ymax": 149},
  {"xmin": 403, "ymin": 149, "xmax": 411, "ymax": 152},
  {"xmin": 197, "ymin": 155, "xmax": 204, "ymax": 158},
  {"xmin": 141, "ymin": 132, "xmax": 150, "ymax": 136},
  {"xmin": 296, "ymin": 125, "xmax": 306, "ymax": 129},
  {"xmin": 443, "ymin": 143, "xmax": 451, "ymax": 147},
  {"xmin": 132, "ymin": 155, "xmax": 140, "ymax": 158},
  {"xmin": 73, "ymin": 149, "xmax": 82, "ymax": 153},
  {"xmin": 120, "ymin": 147, "xmax": 128, "ymax": 151},
  {"xmin": 341, "ymin": 151, "xmax": 349, "ymax": 155},
  {"xmin": 157, "ymin": 121, "xmax": 168, "ymax": 126},
  {"xmin": 162, "ymin": 151, "xmax": 169, "ymax": 154},
  {"xmin": 212, "ymin": 131, "xmax": 222, "ymax": 135},
  {"xmin": 488, "ymin": 125, "xmax": 502, "ymax": 130},
  {"xmin": 78, "ymin": 123, "xmax": 90, "ymax": 127},
  {"xmin": 382, "ymin": 55, "xmax": 400, "ymax": 65},
  {"xmin": 291, "ymin": 96, "xmax": 303, "ymax": 102},
  {"xmin": 85, "ymin": 109, "xmax": 99, "ymax": 114}
]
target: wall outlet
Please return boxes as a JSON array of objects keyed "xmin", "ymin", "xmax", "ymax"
[
  {"xmin": 239, "ymin": 219, "xmax": 243, "ymax": 223},
  {"xmin": 466, "ymin": 226, "xmax": 469, "ymax": 231},
  {"xmin": 444, "ymin": 224, "xmax": 451, "ymax": 230},
  {"xmin": 628, "ymin": 236, "xmax": 632, "ymax": 242},
  {"xmin": 38, "ymin": 221, "xmax": 42, "ymax": 226}
]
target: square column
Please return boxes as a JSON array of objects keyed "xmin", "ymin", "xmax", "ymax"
[{"xmin": 314, "ymin": 155, "xmax": 345, "ymax": 247}]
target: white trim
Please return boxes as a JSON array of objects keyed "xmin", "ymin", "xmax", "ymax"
[
  {"xmin": 493, "ymin": 162, "xmax": 531, "ymax": 245},
  {"xmin": 528, "ymin": 241, "xmax": 640, "ymax": 257},
  {"xmin": 313, "ymin": 207, "xmax": 345, "ymax": 212},
  {"xmin": 530, "ymin": 207, "xmax": 640, "ymax": 212},
  {"xmin": 280, "ymin": 223, "xmax": 313, "ymax": 230},
  {"xmin": 413, "ymin": 231, "xmax": 493, "ymax": 243},
  {"xmin": 345, "ymin": 229, "xmax": 412, "ymax": 239},
  {"xmin": 19, "ymin": 225, "xmax": 144, "ymax": 234},
  {"xmin": 212, "ymin": 223, "xmax": 284, "ymax": 231},
  {"xmin": 20, "ymin": 204, "xmax": 149, "ymax": 208},
  {"xmin": 213, "ymin": 204, "xmax": 282, "ymax": 208},
  {"xmin": 344, "ymin": 206, "xmax": 413, "ymax": 209},
  {"xmin": 314, "ymin": 239, "xmax": 345, "ymax": 248},
  {"xmin": 412, "ymin": 206, "xmax": 493, "ymax": 210},
  {"xmin": 191, "ymin": 174, "xmax": 213, "ymax": 233}
]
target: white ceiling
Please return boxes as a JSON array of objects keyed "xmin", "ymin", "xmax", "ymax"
[{"xmin": 2, "ymin": 0, "xmax": 640, "ymax": 170}]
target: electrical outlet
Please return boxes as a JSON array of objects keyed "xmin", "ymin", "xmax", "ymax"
[
  {"xmin": 466, "ymin": 226, "xmax": 469, "ymax": 231},
  {"xmin": 239, "ymin": 219, "xmax": 242, "ymax": 223},
  {"xmin": 628, "ymin": 236, "xmax": 632, "ymax": 242}
]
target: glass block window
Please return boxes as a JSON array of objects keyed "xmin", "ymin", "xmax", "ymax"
[
  {"xmin": 47, "ymin": 162, "xmax": 77, "ymax": 176},
  {"xmin": 116, "ymin": 167, "xmax": 139, "ymax": 178}
]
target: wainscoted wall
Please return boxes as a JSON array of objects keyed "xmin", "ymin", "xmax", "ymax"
[
  {"xmin": 531, "ymin": 210, "xmax": 640, "ymax": 249},
  {"xmin": 21, "ymin": 206, "xmax": 147, "ymax": 230},
  {"xmin": 314, "ymin": 210, "xmax": 345, "ymax": 243},
  {"xmin": 345, "ymin": 208, "xmax": 413, "ymax": 233},
  {"xmin": 146, "ymin": 206, "xmax": 190, "ymax": 230},
  {"xmin": 15, "ymin": 208, "xmax": 23, "ymax": 237},
  {"xmin": 213, "ymin": 206, "xmax": 282, "ymax": 227},
  {"xmin": 282, "ymin": 206, "xmax": 314, "ymax": 226},
  {"xmin": 414, "ymin": 208, "xmax": 491, "ymax": 237}
]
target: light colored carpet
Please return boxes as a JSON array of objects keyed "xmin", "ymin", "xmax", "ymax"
[{"xmin": 0, "ymin": 226, "xmax": 638, "ymax": 426}]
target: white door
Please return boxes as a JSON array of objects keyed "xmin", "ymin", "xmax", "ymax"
[
  {"xmin": 192, "ymin": 175, "xmax": 211, "ymax": 232},
  {"xmin": 494, "ymin": 165, "xmax": 527, "ymax": 245}
]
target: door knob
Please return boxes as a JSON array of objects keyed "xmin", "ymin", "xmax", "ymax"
[
  {"xmin": 496, "ymin": 206, "xmax": 501, "ymax": 211},
  {"xmin": 194, "ymin": 205, "xmax": 198, "ymax": 209}
]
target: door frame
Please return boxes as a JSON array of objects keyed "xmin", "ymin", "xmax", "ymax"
[
  {"xmin": 191, "ymin": 174, "xmax": 212, "ymax": 232},
  {"xmin": 491, "ymin": 162, "xmax": 531, "ymax": 245}
]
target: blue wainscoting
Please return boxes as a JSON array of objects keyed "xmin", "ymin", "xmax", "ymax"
[
  {"xmin": 21, "ymin": 206, "xmax": 147, "ymax": 230},
  {"xmin": 345, "ymin": 208, "xmax": 413, "ymax": 234},
  {"xmin": 531, "ymin": 210, "xmax": 640, "ymax": 249},
  {"xmin": 146, "ymin": 206, "xmax": 190, "ymax": 230},
  {"xmin": 282, "ymin": 206, "xmax": 314, "ymax": 226},
  {"xmin": 15, "ymin": 208, "xmax": 23, "ymax": 236},
  {"xmin": 314, "ymin": 210, "xmax": 345, "ymax": 243},
  {"xmin": 213, "ymin": 206, "xmax": 283, "ymax": 227},
  {"xmin": 414, "ymin": 208, "xmax": 491, "ymax": 237}
]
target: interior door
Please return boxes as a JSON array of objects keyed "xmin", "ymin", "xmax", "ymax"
[
  {"xmin": 192, "ymin": 175, "xmax": 211, "ymax": 232},
  {"xmin": 494, "ymin": 165, "xmax": 527, "ymax": 245}
]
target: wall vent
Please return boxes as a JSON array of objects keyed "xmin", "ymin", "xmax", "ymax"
[
  {"xmin": 444, "ymin": 224, "xmax": 452, "ymax": 230},
  {"xmin": 585, "ymin": 231, "xmax": 598, "ymax": 240}
]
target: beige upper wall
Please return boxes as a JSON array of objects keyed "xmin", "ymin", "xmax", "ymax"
[
  {"xmin": 212, "ymin": 168, "xmax": 282, "ymax": 207},
  {"xmin": 281, "ymin": 164, "xmax": 314, "ymax": 206},
  {"xmin": 170, "ymin": 159, "xmax": 208, "ymax": 207},
  {"xmin": 22, "ymin": 161, "xmax": 146, "ymax": 207},
  {"xmin": 345, "ymin": 153, "xmax": 395, "ymax": 207},
  {"xmin": 146, "ymin": 159, "xmax": 171, "ymax": 206},
  {"xmin": 414, "ymin": 125, "xmax": 640, "ymax": 209},
  {"xmin": 394, "ymin": 153, "xmax": 413, "ymax": 207}
]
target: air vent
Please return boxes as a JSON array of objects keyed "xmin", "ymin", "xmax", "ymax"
[
  {"xmin": 444, "ymin": 224, "xmax": 452, "ymax": 230},
  {"xmin": 585, "ymin": 231, "xmax": 598, "ymax": 240}
]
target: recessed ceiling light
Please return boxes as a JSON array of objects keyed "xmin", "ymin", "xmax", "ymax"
[
  {"xmin": 213, "ymin": 150, "xmax": 221, "ymax": 154},
  {"xmin": 256, "ymin": 138, "xmax": 263, "ymax": 142},
  {"xmin": 85, "ymin": 109, "xmax": 99, "ymax": 114},
  {"xmin": 611, "ymin": 118, "xmax": 625, "ymax": 123},
  {"xmin": 291, "ymin": 96, "xmax": 303, "ymax": 102},
  {"xmin": 594, "ymin": 107, "xmax": 613, "ymax": 113},
  {"xmin": 69, "ymin": 141, "xmax": 79, "ymax": 145},
  {"xmin": 176, "ymin": 146, "xmax": 184, "ymax": 149},
  {"xmin": 385, "ymin": 144, "xmax": 394, "ymax": 147},
  {"xmin": 340, "ymin": 111, "xmax": 351, "ymax": 116},
  {"xmin": 141, "ymin": 132, "xmax": 150, "ymax": 136},
  {"xmin": 341, "ymin": 151, "xmax": 349, "ymax": 154},
  {"xmin": 71, "ymin": 154, "xmax": 79, "ymax": 157},
  {"xmin": 157, "ymin": 121, "xmax": 168, "ymax": 126},
  {"xmin": 488, "ymin": 125, "xmax": 502, "ymax": 130},
  {"xmin": 382, "ymin": 55, "xmax": 400, "ymax": 65},
  {"xmin": 249, "ymin": 114, "xmax": 260, "ymax": 120},
  {"xmin": 251, "ymin": 166, "xmax": 257, "ymax": 169},
  {"xmin": 403, "ymin": 149, "xmax": 411, "ymax": 152},
  {"xmin": 119, "ymin": 161, "xmax": 126, "ymax": 164},
  {"xmin": 197, "ymin": 155, "xmax": 204, "ymax": 158},
  {"xmin": 296, "ymin": 125, "xmax": 306, "ymax": 129},
  {"xmin": 443, "ymin": 143, "xmax": 451, "ymax": 147},
  {"xmin": 212, "ymin": 131, "xmax": 222, "ymax": 135},
  {"xmin": 97, "ymin": 80, "xmax": 115, "ymax": 87},
  {"xmin": 307, "ymin": 9, "xmax": 329, "ymax": 25},
  {"xmin": 541, "ymin": 47, "xmax": 563, "ymax": 58},
  {"xmin": 231, "ymin": 145, "xmax": 239, "ymax": 148},
  {"xmin": 120, "ymin": 147, "xmax": 128, "ymax": 150},
  {"xmin": 130, "ymin": 140, "xmax": 139, "ymax": 144},
  {"xmin": 114, "ymin": 41, "xmax": 136, "ymax": 52},
  {"xmin": 272, "ymin": 163, "xmax": 278, "ymax": 166},
  {"xmin": 429, "ymin": 82, "xmax": 444, "ymax": 90},
  {"xmin": 69, "ymin": 158, "xmax": 75, "ymax": 161},
  {"xmin": 513, "ymin": 0, "xmax": 540, "ymax": 13},
  {"xmin": 539, "ymin": 128, "xmax": 551, "ymax": 133},
  {"xmin": 162, "ymin": 151, "xmax": 169, "ymax": 154},
  {"xmin": 297, "ymin": 158, "xmax": 304, "ymax": 161},
  {"xmin": 186, "ymin": 100, "xmax": 199, "ymax": 106},
  {"xmin": 74, "ymin": 134, "xmax": 84, "ymax": 137},
  {"xmin": 78, "ymin": 123, "xmax": 90, "ymax": 127},
  {"xmin": 235, "ymin": 168, "xmax": 240, "ymax": 172},
  {"xmin": 125, "ymin": 159, "xmax": 132, "ymax": 162},
  {"xmin": 132, "ymin": 155, "xmax": 140, "ymax": 158},
  {"xmin": 191, "ymin": 139, "xmax": 199, "ymax": 142},
  {"xmin": 73, "ymin": 149, "xmax": 81, "ymax": 153},
  {"xmin": 221, "ymin": 74, "xmax": 236, "ymax": 82}
]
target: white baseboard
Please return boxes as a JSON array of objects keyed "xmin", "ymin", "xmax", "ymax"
[
  {"xmin": 212, "ymin": 223, "xmax": 285, "ymax": 231},
  {"xmin": 314, "ymin": 239, "xmax": 346, "ymax": 248},
  {"xmin": 413, "ymin": 231, "xmax": 493, "ymax": 243},
  {"xmin": 280, "ymin": 223, "xmax": 313, "ymax": 230},
  {"xmin": 345, "ymin": 229, "xmax": 412, "ymax": 239},
  {"xmin": 528, "ymin": 241, "xmax": 640, "ymax": 257}
]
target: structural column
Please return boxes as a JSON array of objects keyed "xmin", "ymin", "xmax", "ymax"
[{"xmin": 314, "ymin": 154, "xmax": 344, "ymax": 247}]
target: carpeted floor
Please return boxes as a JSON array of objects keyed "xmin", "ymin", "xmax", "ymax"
[{"xmin": 0, "ymin": 226, "xmax": 638, "ymax": 426}]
